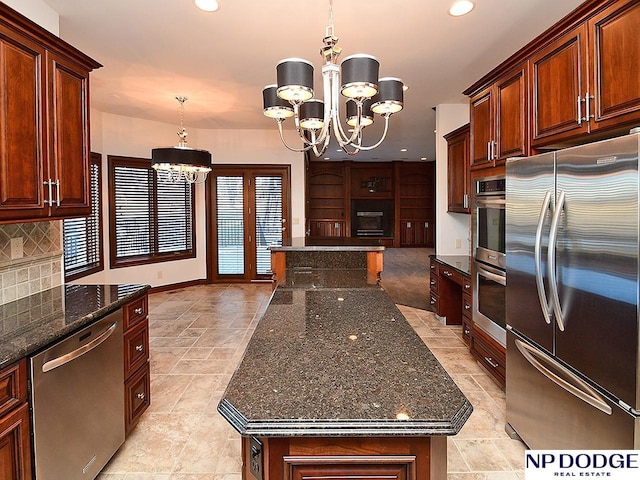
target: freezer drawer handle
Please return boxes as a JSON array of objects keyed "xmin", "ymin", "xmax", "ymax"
[
  {"xmin": 42, "ymin": 321, "xmax": 119, "ymax": 373},
  {"xmin": 548, "ymin": 190, "xmax": 566, "ymax": 331},
  {"xmin": 515, "ymin": 338, "xmax": 612, "ymax": 415},
  {"xmin": 534, "ymin": 190, "xmax": 553, "ymax": 325}
]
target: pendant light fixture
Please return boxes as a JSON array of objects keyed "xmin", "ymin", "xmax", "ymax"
[
  {"xmin": 262, "ymin": 0, "xmax": 404, "ymax": 157},
  {"xmin": 151, "ymin": 97, "xmax": 212, "ymax": 184}
]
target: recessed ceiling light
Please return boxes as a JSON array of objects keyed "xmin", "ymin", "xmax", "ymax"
[
  {"xmin": 449, "ymin": 1, "xmax": 474, "ymax": 17},
  {"xmin": 421, "ymin": 157, "xmax": 427, "ymax": 161},
  {"xmin": 400, "ymin": 148, "xmax": 408, "ymax": 152},
  {"xmin": 195, "ymin": 0, "xmax": 219, "ymax": 12}
]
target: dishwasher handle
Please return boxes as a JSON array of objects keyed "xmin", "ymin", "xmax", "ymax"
[{"xmin": 42, "ymin": 321, "xmax": 119, "ymax": 373}]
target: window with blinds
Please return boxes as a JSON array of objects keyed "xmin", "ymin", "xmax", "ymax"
[
  {"xmin": 108, "ymin": 156, "xmax": 195, "ymax": 267},
  {"xmin": 255, "ymin": 176, "xmax": 283, "ymax": 275},
  {"xmin": 63, "ymin": 154, "xmax": 103, "ymax": 281}
]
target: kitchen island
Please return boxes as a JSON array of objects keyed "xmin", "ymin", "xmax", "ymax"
[{"xmin": 218, "ymin": 246, "xmax": 472, "ymax": 480}]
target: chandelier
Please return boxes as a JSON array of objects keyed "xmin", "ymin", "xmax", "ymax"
[
  {"xmin": 262, "ymin": 0, "xmax": 404, "ymax": 157},
  {"xmin": 151, "ymin": 97, "xmax": 212, "ymax": 184}
]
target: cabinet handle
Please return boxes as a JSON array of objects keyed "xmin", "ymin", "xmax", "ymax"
[
  {"xmin": 136, "ymin": 392, "xmax": 145, "ymax": 400},
  {"xmin": 463, "ymin": 193, "xmax": 469, "ymax": 209},
  {"xmin": 430, "ymin": 297, "xmax": 436, "ymax": 305},
  {"xmin": 134, "ymin": 307, "xmax": 143, "ymax": 315},
  {"xmin": 44, "ymin": 179, "xmax": 53, "ymax": 205},
  {"xmin": 583, "ymin": 92, "xmax": 594, "ymax": 122},
  {"xmin": 464, "ymin": 283, "xmax": 471, "ymax": 290},
  {"xmin": 135, "ymin": 344, "xmax": 144, "ymax": 352},
  {"xmin": 430, "ymin": 279, "xmax": 436, "ymax": 286},
  {"xmin": 487, "ymin": 141, "xmax": 491, "ymax": 161},
  {"xmin": 484, "ymin": 356, "xmax": 499, "ymax": 369},
  {"xmin": 54, "ymin": 179, "xmax": 61, "ymax": 206},
  {"xmin": 464, "ymin": 328, "xmax": 470, "ymax": 335},
  {"xmin": 577, "ymin": 95, "xmax": 583, "ymax": 125},
  {"xmin": 464, "ymin": 304, "xmax": 471, "ymax": 310},
  {"xmin": 443, "ymin": 270, "xmax": 452, "ymax": 277}
]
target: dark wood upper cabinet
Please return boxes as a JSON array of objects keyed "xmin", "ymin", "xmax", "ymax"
[
  {"xmin": 0, "ymin": 3, "xmax": 100, "ymax": 223},
  {"xmin": 445, "ymin": 123, "xmax": 470, "ymax": 214},
  {"xmin": 470, "ymin": 63, "xmax": 528, "ymax": 169},
  {"xmin": 531, "ymin": 0, "xmax": 640, "ymax": 146}
]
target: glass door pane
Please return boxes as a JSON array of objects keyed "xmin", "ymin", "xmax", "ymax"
[
  {"xmin": 255, "ymin": 175, "xmax": 283, "ymax": 275},
  {"xmin": 216, "ymin": 176, "xmax": 244, "ymax": 275}
]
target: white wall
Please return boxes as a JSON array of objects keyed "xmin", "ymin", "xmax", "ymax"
[
  {"xmin": 79, "ymin": 110, "xmax": 305, "ymax": 287},
  {"xmin": 435, "ymin": 104, "xmax": 471, "ymax": 255},
  {"xmin": 3, "ymin": 0, "xmax": 59, "ymax": 35}
]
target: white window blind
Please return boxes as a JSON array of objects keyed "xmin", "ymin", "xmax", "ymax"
[
  {"xmin": 109, "ymin": 156, "xmax": 194, "ymax": 267},
  {"xmin": 216, "ymin": 176, "xmax": 244, "ymax": 275},
  {"xmin": 63, "ymin": 155, "xmax": 103, "ymax": 280},
  {"xmin": 255, "ymin": 176, "xmax": 283, "ymax": 275}
]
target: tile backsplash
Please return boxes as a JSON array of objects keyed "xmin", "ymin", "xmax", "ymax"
[{"xmin": 0, "ymin": 221, "xmax": 63, "ymax": 306}]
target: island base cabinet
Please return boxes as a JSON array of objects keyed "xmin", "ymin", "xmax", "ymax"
[{"xmin": 243, "ymin": 435, "xmax": 447, "ymax": 480}]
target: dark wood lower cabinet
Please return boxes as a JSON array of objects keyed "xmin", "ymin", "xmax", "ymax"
[{"xmin": 244, "ymin": 435, "xmax": 446, "ymax": 480}]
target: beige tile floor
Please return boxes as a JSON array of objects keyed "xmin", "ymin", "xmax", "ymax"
[{"xmin": 98, "ymin": 283, "xmax": 526, "ymax": 480}]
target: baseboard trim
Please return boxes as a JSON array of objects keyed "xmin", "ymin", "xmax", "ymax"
[{"xmin": 148, "ymin": 279, "xmax": 207, "ymax": 294}]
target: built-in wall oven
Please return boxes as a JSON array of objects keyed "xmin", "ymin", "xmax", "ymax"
[{"xmin": 473, "ymin": 175, "xmax": 506, "ymax": 346}]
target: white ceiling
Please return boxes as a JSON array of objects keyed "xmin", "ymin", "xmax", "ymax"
[{"xmin": 42, "ymin": 0, "xmax": 585, "ymax": 161}]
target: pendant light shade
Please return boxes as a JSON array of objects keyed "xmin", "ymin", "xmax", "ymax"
[
  {"xmin": 341, "ymin": 54, "xmax": 379, "ymax": 99},
  {"xmin": 299, "ymin": 99, "xmax": 325, "ymax": 130},
  {"xmin": 262, "ymin": 84, "xmax": 294, "ymax": 119},
  {"xmin": 371, "ymin": 77, "xmax": 404, "ymax": 115},
  {"xmin": 276, "ymin": 58, "xmax": 314, "ymax": 102},
  {"xmin": 346, "ymin": 99, "xmax": 373, "ymax": 127}
]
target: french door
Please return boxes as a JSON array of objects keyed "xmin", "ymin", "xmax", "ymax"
[{"xmin": 209, "ymin": 166, "xmax": 290, "ymax": 281}]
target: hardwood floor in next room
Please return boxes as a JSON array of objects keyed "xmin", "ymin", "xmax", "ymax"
[{"xmin": 98, "ymin": 282, "xmax": 526, "ymax": 480}]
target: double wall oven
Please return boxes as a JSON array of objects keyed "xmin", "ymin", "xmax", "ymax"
[{"xmin": 473, "ymin": 175, "xmax": 506, "ymax": 346}]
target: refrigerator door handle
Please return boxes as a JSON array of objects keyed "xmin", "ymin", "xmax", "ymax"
[
  {"xmin": 515, "ymin": 338, "xmax": 612, "ymax": 415},
  {"xmin": 548, "ymin": 189, "xmax": 566, "ymax": 331},
  {"xmin": 534, "ymin": 190, "xmax": 554, "ymax": 324}
]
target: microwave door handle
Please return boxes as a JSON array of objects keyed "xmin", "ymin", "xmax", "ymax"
[
  {"xmin": 476, "ymin": 263, "xmax": 506, "ymax": 286},
  {"xmin": 535, "ymin": 190, "xmax": 554, "ymax": 324},
  {"xmin": 514, "ymin": 338, "xmax": 612, "ymax": 415},
  {"xmin": 548, "ymin": 190, "xmax": 566, "ymax": 331}
]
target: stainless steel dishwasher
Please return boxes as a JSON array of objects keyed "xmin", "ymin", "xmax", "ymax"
[{"xmin": 30, "ymin": 309, "xmax": 125, "ymax": 480}]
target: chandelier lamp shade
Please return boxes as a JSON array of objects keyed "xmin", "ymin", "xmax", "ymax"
[
  {"xmin": 262, "ymin": 0, "xmax": 404, "ymax": 156},
  {"xmin": 151, "ymin": 96, "xmax": 212, "ymax": 184}
]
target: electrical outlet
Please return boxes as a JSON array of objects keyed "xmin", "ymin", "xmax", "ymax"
[
  {"xmin": 10, "ymin": 237, "xmax": 23, "ymax": 259},
  {"xmin": 455, "ymin": 238, "xmax": 462, "ymax": 249}
]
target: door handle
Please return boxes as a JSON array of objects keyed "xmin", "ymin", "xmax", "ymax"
[
  {"xmin": 548, "ymin": 190, "xmax": 566, "ymax": 331},
  {"xmin": 515, "ymin": 338, "xmax": 611, "ymax": 415},
  {"xmin": 534, "ymin": 190, "xmax": 553, "ymax": 325}
]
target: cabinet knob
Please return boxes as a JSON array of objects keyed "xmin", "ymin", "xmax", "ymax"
[
  {"xmin": 443, "ymin": 270, "xmax": 452, "ymax": 277},
  {"xmin": 430, "ymin": 279, "xmax": 436, "ymax": 286},
  {"xmin": 464, "ymin": 328, "xmax": 470, "ymax": 335},
  {"xmin": 137, "ymin": 392, "xmax": 146, "ymax": 400},
  {"xmin": 134, "ymin": 307, "xmax": 143, "ymax": 315},
  {"xmin": 464, "ymin": 304, "xmax": 471, "ymax": 310},
  {"xmin": 464, "ymin": 283, "xmax": 471, "ymax": 289},
  {"xmin": 430, "ymin": 298, "xmax": 436, "ymax": 305},
  {"xmin": 135, "ymin": 344, "xmax": 144, "ymax": 352}
]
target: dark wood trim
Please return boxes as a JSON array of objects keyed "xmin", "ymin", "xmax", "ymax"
[
  {"xmin": 463, "ymin": 0, "xmax": 614, "ymax": 96},
  {"xmin": 148, "ymin": 278, "xmax": 207, "ymax": 294}
]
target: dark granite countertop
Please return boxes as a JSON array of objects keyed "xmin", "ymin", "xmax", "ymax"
[
  {"xmin": 430, "ymin": 254, "xmax": 472, "ymax": 277},
  {"xmin": 271, "ymin": 237, "xmax": 385, "ymax": 252},
  {"xmin": 0, "ymin": 283, "xmax": 149, "ymax": 369},
  {"xmin": 218, "ymin": 269, "xmax": 472, "ymax": 437}
]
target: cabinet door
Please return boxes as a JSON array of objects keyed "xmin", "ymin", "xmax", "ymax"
[
  {"xmin": 470, "ymin": 88, "xmax": 493, "ymax": 167},
  {"xmin": 495, "ymin": 64, "xmax": 528, "ymax": 159},
  {"xmin": 589, "ymin": 0, "xmax": 640, "ymax": 131},
  {"xmin": 531, "ymin": 24, "xmax": 589, "ymax": 145},
  {"xmin": 446, "ymin": 125, "xmax": 470, "ymax": 213},
  {"xmin": 0, "ymin": 403, "xmax": 33, "ymax": 480},
  {"xmin": 0, "ymin": 26, "xmax": 47, "ymax": 221},
  {"xmin": 47, "ymin": 52, "xmax": 92, "ymax": 217}
]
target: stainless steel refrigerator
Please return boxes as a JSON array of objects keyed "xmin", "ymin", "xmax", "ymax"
[{"xmin": 505, "ymin": 132, "xmax": 640, "ymax": 449}]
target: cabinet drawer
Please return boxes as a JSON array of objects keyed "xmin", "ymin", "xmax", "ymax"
[
  {"xmin": 439, "ymin": 267, "xmax": 462, "ymax": 285},
  {"xmin": 125, "ymin": 362, "xmax": 150, "ymax": 434},
  {"xmin": 124, "ymin": 318, "xmax": 149, "ymax": 378},
  {"xmin": 462, "ymin": 316, "xmax": 473, "ymax": 346},
  {"xmin": 462, "ymin": 293, "xmax": 472, "ymax": 317},
  {"xmin": 471, "ymin": 331, "xmax": 506, "ymax": 385},
  {"xmin": 429, "ymin": 272, "xmax": 439, "ymax": 293},
  {"xmin": 123, "ymin": 294, "xmax": 148, "ymax": 330},
  {"xmin": 0, "ymin": 401, "xmax": 32, "ymax": 480},
  {"xmin": 0, "ymin": 359, "xmax": 27, "ymax": 417}
]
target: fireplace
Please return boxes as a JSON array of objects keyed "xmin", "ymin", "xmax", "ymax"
[{"xmin": 351, "ymin": 200, "xmax": 393, "ymax": 237}]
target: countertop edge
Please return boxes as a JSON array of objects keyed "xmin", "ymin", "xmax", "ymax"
[
  {"xmin": 0, "ymin": 284, "xmax": 150, "ymax": 369},
  {"xmin": 270, "ymin": 245, "xmax": 385, "ymax": 252},
  {"xmin": 218, "ymin": 397, "xmax": 473, "ymax": 438}
]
